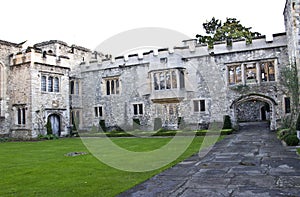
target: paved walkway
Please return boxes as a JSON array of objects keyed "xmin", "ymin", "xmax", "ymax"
[{"xmin": 118, "ymin": 122, "xmax": 300, "ymax": 197}]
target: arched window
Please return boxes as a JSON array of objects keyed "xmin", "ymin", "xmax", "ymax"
[
  {"xmin": 41, "ymin": 76, "xmax": 47, "ymax": 91},
  {"xmin": 54, "ymin": 77, "xmax": 59, "ymax": 92},
  {"xmin": 48, "ymin": 76, "xmax": 53, "ymax": 92}
]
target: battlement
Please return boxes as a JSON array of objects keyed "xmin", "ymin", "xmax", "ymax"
[
  {"xmin": 9, "ymin": 47, "xmax": 71, "ymax": 68},
  {"xmin": 81, "ymin": 32, "xmax": 287, "ymax": 71}
]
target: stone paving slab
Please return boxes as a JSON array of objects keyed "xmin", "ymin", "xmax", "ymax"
[{"xmin": 118, "ymin": 122, "xmax": 300, "ymax": 197}]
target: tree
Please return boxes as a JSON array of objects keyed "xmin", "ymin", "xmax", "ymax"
[
  {"xmin": 282, "ymin": 61, "xmax": 299, "ymax": 129},
  {"xmin": 196, "ymin": 17, "xmax": 261, "ymax": 48}
]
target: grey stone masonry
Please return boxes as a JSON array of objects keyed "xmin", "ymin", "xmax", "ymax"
[
  {"xmin": 0, "ymin": 0, "xmax": 299, "ymax": 138},
  {"xmin": 79, "ymin": 33, "xmax": 289, "ymax": 131}
]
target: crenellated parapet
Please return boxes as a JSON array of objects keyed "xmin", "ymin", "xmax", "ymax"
[
  {"xmin": 9, "ymin": 47, "xmax": 72, "ymax": 68},
  {"xmin": 80, "ymin": 33, "xmax": 287, "ymax": 72}
]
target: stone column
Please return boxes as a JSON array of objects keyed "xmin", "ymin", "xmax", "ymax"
[
  {"xmin": 225, "ymin": 66, "xmax": 229, "ymax": 86},
  {"xmin": 241, "ymin": 64, "xmax": 246, "ymax": 85},
  {"xmin": 256, "ymin": 62, "xmax": 261, "ymax": 84}
]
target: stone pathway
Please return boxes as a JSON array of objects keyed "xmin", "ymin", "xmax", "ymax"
[{"xmin": 118, "ymin": 122, "xmax": 300, "ymax": 197}]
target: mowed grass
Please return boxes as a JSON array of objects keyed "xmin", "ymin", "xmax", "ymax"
[{"xmin": 0, "ymin": 136, "xmax": 221, "ymax": 196}]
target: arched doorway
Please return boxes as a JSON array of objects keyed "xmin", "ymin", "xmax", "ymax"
[
  {"xmin": 230, "ymin": 94, "xmax": 277, "ymax": 130},
  {"xmin": 48, "ymin": 114, "xmax": 61, "ymax": 136}
]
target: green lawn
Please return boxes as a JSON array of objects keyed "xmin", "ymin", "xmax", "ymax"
[
  {"xmin": 0, "ymin": 136, "xmax": 220, "ymax": 196},
  {"xmin": 297, "ymin": 148, "xmax": 300, "ymax": 155}
]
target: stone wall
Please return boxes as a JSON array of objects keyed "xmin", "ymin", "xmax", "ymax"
[
  {"xmin": 0, "ymin": 41, "xmax": 20, "ymax": 135},
  {"xmin": 79, "ymin": 34, "xmax": 289, "ymax": 131}
]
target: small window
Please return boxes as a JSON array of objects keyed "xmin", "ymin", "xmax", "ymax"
[
  {"xmin": 133, "ymin": 104, "xmax": 143, "ymax": 115},
  {"xmin": 193, "ymin": 100, "xmax": 206, "ymax": 112},
  {"xmin": 16, "ymin": 107, "xmax": 26, "ymax": 125},
  {"xmin": 70, "ymin": 81, "xmax": 75, "ymax": 94},
  {"xmin": 284, "ymin": 97, "xmax": 291, "ymax": 114},
  {"xmin": 160, "ymin": 57, "xmax": 168, "ymax": 64},
  {"xmin": 94, "ymin": 106, "xmax": 103, "ymax": 117}
]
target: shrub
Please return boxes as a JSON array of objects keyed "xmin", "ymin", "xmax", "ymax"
[
  {"xmin": 154, "ymin": 118, "xmax": 162, "ymax": 131},
  {"xmin": 284, "ymin": 135, "xmax": 299, "ymax": 146},
  {"xmin": 178, "ymin": 117, "xmax": 186, "ymax": 130},
  {"xmin": 46, "ymin": 120, "xmax": 52, "ymax": 135},
  {"xmin": 222, "ymin": 115, "xmax": 232, "ymax": 129},
  {"xmin": 99, "ymin": 120, "xmax": 107, "ymax": 132},
  {"xmin": 132, "ymin": 118, "xmax": 141, "ymax": 130},
  {"xmin": 277, "ymin": 129, "xmax": 290, "ymax": 140},
  {"xmin": 296, "ymin": 113, "xmax": 300, "ymax": 131},
  {"xmin": 153, "ymin": 128, "xmax": 176, "ymax": 136}
]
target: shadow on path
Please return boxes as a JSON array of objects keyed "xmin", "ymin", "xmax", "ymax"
[{"xmin": 118, "ymin": 122, "xmax": 300, "ymax": 197}]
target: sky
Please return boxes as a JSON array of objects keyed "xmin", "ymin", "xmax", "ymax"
[{"xmin": 0, "ymin": 0, "xmax": 287, "ymax": 51}]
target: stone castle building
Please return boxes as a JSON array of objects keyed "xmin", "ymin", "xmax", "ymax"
[{"xmin": 0, "ymin": 0, "xmax": 299, "ymax": 138}]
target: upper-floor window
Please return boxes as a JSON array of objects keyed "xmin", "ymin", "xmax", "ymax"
[
  {"xmin": 48, "ymin": 77, "xmax": 53, "ymax": 92},
  {"xmin": 41, "ymin": 75, "xmax": 60, "ymax": 93},
  {"xmin": 245, "ymin": 64, "xmax": 257, "ymax": 83},
  {"xmin": 228, "ymin": 65, "xmax": 242, "ymax": 85},
  {"xmin": 152, "ymin": 69, "xmax": 184, "ymax": 91},
  {"xmin": 261, "ymin": 61, "xmax": 275, "ymax": 82},
  {"xmin": 70, "ymin": 80, "xmax": 80, "ymax": 95},
  {"xmin": 41, "ymin": 76, "xmax": 47, "ymax": 91},
  {"xmin": 227, "ymin": 60, "xmax": 275, "ymax": 85},
  {"xmin": 105, "ymin": 78, "xmax": 120, "ymax": 95}
]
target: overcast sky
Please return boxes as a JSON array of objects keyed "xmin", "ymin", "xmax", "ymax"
[{"xmin": 0, "ymin": 0, "xmax": 286, "ymax": 50}]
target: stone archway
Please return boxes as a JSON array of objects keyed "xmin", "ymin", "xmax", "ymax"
[{"xmin": 230, "ymin": 94, "xmax": 277, "ymax": 130}]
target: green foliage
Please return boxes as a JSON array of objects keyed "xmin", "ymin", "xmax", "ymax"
[
  {"xmin": 222, "ymin": 115, "xmax": 232, "ymax": 129},
  {"xmin": 154, "ymin": 118, "xmax": 162, "ymax": 131},
  {"xmin": 99, "ymin": 119, "xmax": 107, "ymax": 132},
  {"xmin": 196, "ymin": 17, "xmax": 261, "ymax": 48},
  {"xmin": 38, "ymin": 134, "xmax": 59, "ymax": 140},
  {"xmin": 296, "ymin": 113, "xmax": 300, "ymax": 131},
  {"xmin": 178, "ymin": 117, "xmax": 186, "ymax": 130},
  {"xmin": 284, "ymin": 135, "xmax": 299, "ymax": 146},
  {"xmin": 282, "ymin": 62, "xmax": 299, "ymax": 129},
  {"xmin": 0, "ymin": 137, "xmax": 9, "ymax": 143},
  {"xmin": 132, "ymin": 118, "xmax": 141, "ymax": 130},
  {"xmin": 46, "ymin": 119, "xmax": 52, "ymax": 135},
  {"xmin": 277, "ymin": 128, "xmax": 291, "ymax": 140}
]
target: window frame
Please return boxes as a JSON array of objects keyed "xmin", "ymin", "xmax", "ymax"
[
  {"xmin": 133, "ymin": 103, "xmax": 144, "ymax": 116},
  {"xmin": 94, "ymin": 106, "xmax": 103, "ymax": 118},
  {"xmin": 193, "ymin": 99, "xmax": 206, "ymax": 113},
  {"xmin": 104, "ymin": 77, "xmax": 120, "ymax": 96}
]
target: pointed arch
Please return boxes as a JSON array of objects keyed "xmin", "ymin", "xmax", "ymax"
[{"xmin": 230, "ymin": 94, "xmax": 277, "ymax": 130}]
